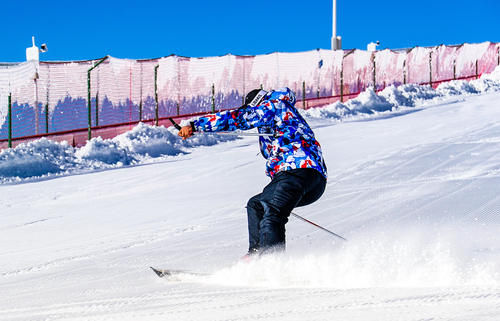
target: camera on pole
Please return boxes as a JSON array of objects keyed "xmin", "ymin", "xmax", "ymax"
[{"xmin": 26, "ymin": 36, "xmax": 48, "ymax": 61}]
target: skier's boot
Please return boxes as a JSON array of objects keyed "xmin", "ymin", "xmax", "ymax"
[{"xmin": 240, "ymin": 248, "xmax": 259, "ymax": 262}]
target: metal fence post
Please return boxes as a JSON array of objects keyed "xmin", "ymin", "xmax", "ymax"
[
  {"xmin": 242, "ymin": 57, "xmax": 246, "ymax": 106},
  {"xmin": 211, "ymin": 84, "xmax": 215, "ymax": 113},
  {"xmin": 340, "ymin": 60, "xmax": 344, "ymax": 103},
  {"xmin": 154, "ymin": 65, "xmax": 159, "ymax": 126},
  {"xmin": 8, "ymin": 93, "xmax": 12, "ymax": 148},
  {"xmin": 403, "ymin": 58, "xmax": 407, "ymax": 84},
  {"xmin": 87, "ymin": 70, "xmax": 91, "ymax": 138},
  {"xmin": 372, "ymin": 52, "xmax": 376, "ymax": 89},
  {"xmin": 302, "ymin": 81, "xmax": 306, "ymax": 109},
  {"xmin": 139, "ymin": 62, "xmax": 143, "ymax": 122},
  {"xmin": 453, "ymin": 59, "xmax": 456, "ymax": 80},
  {"xmin": 95, "ymin": 92, "xmax": 99, "ymax": 126},
  {"xmin": 34, "ymin": 76, "xmax": 39, "ymax": 135},
  {"xmin": 45, "ymin": 80, "xmax": 49, "ymax": 134},
  {"xmin": 429, "ymin": 51, "xmax": 433, "ymax": 87},
  {"xmin": 45, "ymin": 102, "xmax": 49, "ymax": 134},
  {"xmin": 87, "ymin": 56, "xmax": 108, "ymax": 140},
  {"xmin": 139, "ymin": 99, "xmax": 143, "ymax": 121}
]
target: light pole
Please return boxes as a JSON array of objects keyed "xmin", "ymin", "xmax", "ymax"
[{"xmin": 331, "ymin": 0, "xmax": 342, "ymax": 50}]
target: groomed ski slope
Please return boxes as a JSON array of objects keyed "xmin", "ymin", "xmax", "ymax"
[{"xmin": 1, "ymin": 69, "xmax": 500, "ymax": 320}]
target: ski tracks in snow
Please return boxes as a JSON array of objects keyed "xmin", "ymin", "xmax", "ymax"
[
  {"xmin": 326, "ymin": 119, "xmax": 500, "ymax": 227},
  {"xmin": 2, "ymin": 285, "xmax": 499, "ymax": 321},
  {"xmin": 0, "ymin": 224, "xmax": 205, "ymax": 278}
]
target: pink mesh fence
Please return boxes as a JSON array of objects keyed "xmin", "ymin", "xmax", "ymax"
[{"xmin": 1, "ymin": 42, "xmax": 499, "ymax": 145}]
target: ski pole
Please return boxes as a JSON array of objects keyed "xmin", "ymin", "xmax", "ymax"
[
  {"xmin": 291, "ymin": 211, "xmax": 347, "ymax": 241},
  {"xmin": 169, "ymin": 117, "xmax": 182, "ymax": 130},
  {"xmin": 205, "ymin": 131, "xmax": 278, "ymax": 137},
  {"xmin": 168, "ymin": 117, "xmax": 280, "ymax": 137}
]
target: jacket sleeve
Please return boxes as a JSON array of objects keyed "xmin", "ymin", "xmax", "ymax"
[{"xmin": 192, "ymin": 101, "xmax": 276, "ymax": 132}]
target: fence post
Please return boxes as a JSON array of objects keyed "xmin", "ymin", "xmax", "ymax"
[
  {"xmin": 8, "ymin": 93, "xmax": 12, "ymax": 148},
  {"xmin": 95, "ymin": 92, "xmax": 99, "ymax": 126},
  {"xmin": 87, "ymin": 56, "xmax": 108, "ymax": 140},
  {"xmin": 475, "ymin": 60, "xmax": 479, "ymax": 79},
  {"xmin": 45, "ymin": 102, "xmax": 49, "ymax": 134},
  {"xmin": 139, "ymin": 99, "xmax": 143, "ymax": 122},
  {"xmin": 34, "ymin": 76, "xmax": 39, "ymax": 135},
  {"xmin": 429, "ymin": 51, "xmax": 433, "ymax": 87},
  {"xmin": 139, "ymin": 63, "xmax": 143, "ymax": 122},
  {"xmin": 154, "ymin": 65, "xmax": 159, "ymax": 126},
  {"xmin": 403, "ymin": 58, "xmax": 407, "ymax": 84},
  {"xmin": 87, "ymin": 70, "xmax": 91, "ymax": 139},
  {"xmin": 453, "ymin": 59, "xmax": 456, "ymax": 80},
  {"xmin": 340, "ymin": 61, "xmax": 344, "ymax": 103},
  {"xmin": 302, "ymin": 81, "xmax": 306, "ymax": 109},
  {"xmin": 212, "ymin": 84, "xmax": 216, "ymax": 112},
  {"xmin": 372, "ymin": 52, "xmax": 376, "ymax": 89}
]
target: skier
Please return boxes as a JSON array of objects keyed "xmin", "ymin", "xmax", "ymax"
[{"xmin": 178, "ymin": 88, "xmax": 327, "ymax": 257}]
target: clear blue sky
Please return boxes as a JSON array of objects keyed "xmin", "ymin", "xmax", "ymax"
[{"xmin": 1, "ymin": 0, "xmax": 499, "ymax": 62}]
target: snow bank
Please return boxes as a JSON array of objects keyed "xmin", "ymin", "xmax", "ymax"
[
  {"xmin": 0, "ymin": 139, "xmax": 76, "ymax": 181},
  {"xmin": 302, "ymin": 65, "xmax": 500, "ymax": 121},
  {"xmin": 0, "ymin": 123, "xmax": 237, "ymax": 183}
]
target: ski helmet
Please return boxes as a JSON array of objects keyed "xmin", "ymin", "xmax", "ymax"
[{"xmin": 244, "ymin": 89, "xmax": 268, "ymax": 107}]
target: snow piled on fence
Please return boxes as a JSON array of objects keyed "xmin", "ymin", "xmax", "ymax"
[{"xmin": 1, "ymin": 66, "xmax": 500, "ymax": 183}]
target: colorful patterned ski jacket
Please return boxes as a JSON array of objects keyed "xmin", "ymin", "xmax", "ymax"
[{"xmin": 192, "ymin": 87, "xmax": 327, "ymax": 179}]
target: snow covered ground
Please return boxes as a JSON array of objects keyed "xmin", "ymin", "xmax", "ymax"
[{"xmin": 1, "ymin": 68, "xmax": 500, "ymax": 320}]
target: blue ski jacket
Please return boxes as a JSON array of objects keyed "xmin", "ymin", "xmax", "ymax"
[{"xmin": 192, "ymin": 88, "xmax": 327, "ymax": 179}]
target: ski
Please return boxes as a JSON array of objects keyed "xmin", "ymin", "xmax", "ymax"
[{"xmin": 150, "ymin": 266, "xmax": 207, "ymax": 278}]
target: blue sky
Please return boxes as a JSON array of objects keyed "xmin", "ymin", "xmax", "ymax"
[{"xmin": 1, "ymin": 0, "xmax": 499, "ymax": 62}]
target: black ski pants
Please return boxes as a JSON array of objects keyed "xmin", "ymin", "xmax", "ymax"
[{"xmin": 246, "ymin": 168, "xmax": 326, "ymax": 253}]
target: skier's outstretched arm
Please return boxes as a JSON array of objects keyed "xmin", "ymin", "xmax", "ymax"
[{"xmin": 178, "ymin": 102, "xmax": 276, "ymax": 139}]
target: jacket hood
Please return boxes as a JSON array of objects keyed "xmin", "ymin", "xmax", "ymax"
[{"xmin": 266, "ymin": 87, "xmax": 296, "ymax": 106}]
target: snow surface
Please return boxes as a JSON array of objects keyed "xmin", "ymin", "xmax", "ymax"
[{"xmin": 1, "ymin": 67, "xmax": 500, "ymax": 320}]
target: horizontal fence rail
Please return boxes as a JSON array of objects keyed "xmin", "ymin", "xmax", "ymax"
[{"xmin": 1, "ymin": 42, "xmax": 499, "ymax": 149}]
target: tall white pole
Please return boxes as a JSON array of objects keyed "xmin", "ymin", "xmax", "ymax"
[
  {"xmin": 331, "ymin": 0, "xmax": 341, "ymax": 50},
  {"xmin": 332, "ymin": 0, "xmax": 336, "ymax": 43}
]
